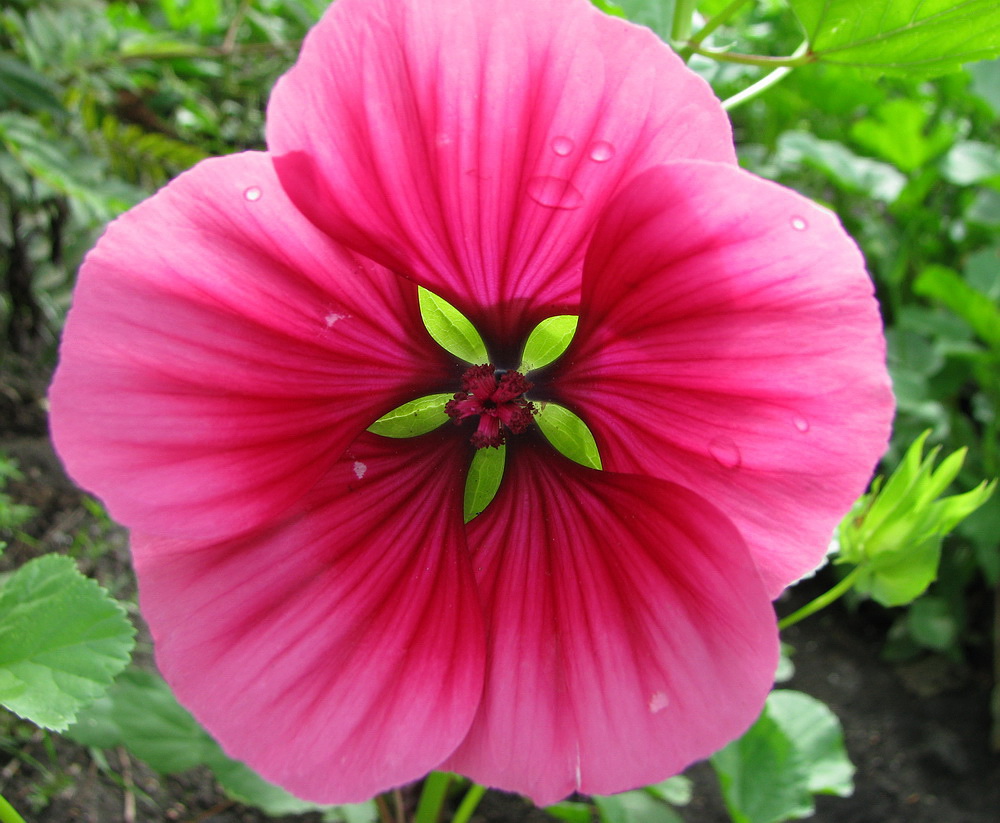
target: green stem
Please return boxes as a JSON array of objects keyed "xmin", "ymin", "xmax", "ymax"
[
  {"xmin": 686, "ymin": 44, "xmax": 812, "ymax": 68},
  {"xmin": 413, "ymin": 772, "xmax": 452, "ymax": 823},
  {"xmin": 721, "ymin": 40, "xmax": 809, "ymax": 110},
  {"xmin": 0, "ymin": 794, "xmax": 26, "ymax": 823},
  {"xmin": 452, "ymin": 783, "xmax": 487, "ymax": 823},
  {"xmin": 686, "ymin": 0, "xmax": 753, "ymax": 51},
  {"xmin": 778, "ymin": 566, "xmax": 863, "ymax": 630},
  {"xmin": 670, "ymin": 0, "xmax": 699, "ymax": 43}
]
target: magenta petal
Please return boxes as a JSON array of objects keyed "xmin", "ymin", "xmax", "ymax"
[
  {"xmin": 50, "ymin": 152, "xmax": 453, "ymax": 540},
  {"xmin": 267, "ymin": 0, "xmax": 734, "ymax": 351},
  {"xmin": 132, "ymin": 432, "xmax": 484, "ymax": 803},
  {"xmin": 550, "ymin": 162, "xmax": 895, "ymax": 595},
  {"xmin": 445, "ymin": 443, "xmax": 777, "ymax": 805}
]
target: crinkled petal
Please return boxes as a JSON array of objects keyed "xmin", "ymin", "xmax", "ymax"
[
  {"xmin": 132, "ymin": 432, "xmax": 483, "ymax": 803},
  {"xmin": 50, "ymin": 152, "xmax": 453, "ymax": 540},
  {"xmin": 445, "ymin": 440, "xmax": 777, "ymax": 805},
  {"xmin": 548, "ymin": 162, "xmax": 894, "ymax": 595},
  {"xmin": 267, "ymin": 0, "xmax": 734, "ymax": 355}
]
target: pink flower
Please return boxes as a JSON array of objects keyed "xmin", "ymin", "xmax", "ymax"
[{"xmin": 49, "ymin": 0, "xmax": 893, "ymax": 806}]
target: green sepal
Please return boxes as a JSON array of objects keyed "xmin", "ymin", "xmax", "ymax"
[
  {"xmin": 520, "ymin": 315, "xmax": 578, "ymax": 372},
  {"xmin": 838, "ymin": 431, "xmax": 997, "ymax": 607},
  {"xmin": 464, "ymin": 445, "xmax": 505, "ymax": 522},
  {"xmin": 418, "ymin": 287, "xmax": 488, "ymax": 364},
  {"xmin": 536, "ymin": 403, "xmax": 602, "ymax": 470},
  {"xmin": 368, "ymin": 394, "xmax": 452, "ymax": 438}
]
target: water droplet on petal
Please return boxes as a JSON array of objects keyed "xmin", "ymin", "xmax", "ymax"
[
  {"xmin": 551, "ymin": 136, "xmax": 574, "ymax": 156},
  {"xmin": 708, "ymin": 436, "xmax": 742, "ymax": 469},
  {"xmin": 353, "ymin": 461, "xmax": 367, "ymax": 479},
  {"xmin": 794, "ymin": 416, "xmax": 810, "ymax": 433},
  {"xmin": 324, "ymin": 312, "xmax": 347, "ymax": 328},
  {"xmin": 244, "ymin": 186, "xmax": 262, "ymax": 202},
  {"xmin": 790, "ymin": 215, "xmax": 807, "ymax": 231},
  {"xmin": 588, "ymin": 140, "xmax": 615, "ymax": 162},
  {"xmin": 527, "ymin": 176, "xmax": 584, "ymax": 210}
]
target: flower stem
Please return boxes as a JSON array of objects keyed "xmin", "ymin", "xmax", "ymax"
[
  {"xmin": 670, "ymin": 0, "xmax": 699, "ymax": 43},
  {"xmin": 684, "ymin": 0, "xmax": 753, "ymax": 53},
  {"xmin": 686, "ymin": 44, "xmax": 812, "ymax": 68},
  {"xmin": 721, "ymin": 40, "xmax": 810, "ymax": 110},
  {"xmin": 778, "ymin": 566, "xmax": 863, "ymax": 631},
  {"xmin": 452, "ymin": 783, "xmax": 487, "ymax": 823},
  {"xmin": 413, "ymin": 772, "xmax": 452, "ymax": 823},
  {"xmin": 0, "ymin": 793, "xmax": 26, "ymax": 823}
]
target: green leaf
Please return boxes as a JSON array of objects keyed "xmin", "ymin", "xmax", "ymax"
[
  {"xmin": 712, "ymin": 690, "xmax": 854, "ymax": 823},
  {"xmin": 969, "ymin": 57, "xmax": 1000, "ymax": 112},
  {"xmin": 367, "ymin": 394, "xmax": 452, "ymax": 438},
  {"xmin": 777, "ymin": 131, "xmax": 906, "ymax": 202},
  {"xmin": 907, "ymin": 596, "xmax": 960, "ymax": 650},
  {"xmin": 535, "ymin": 404, "xmax": 602, "ymax": 469},
  {"xmin": 941, "ymin": 140, "xmax": 1000, "ymax": 186},
  {"xmin": 520, "ymin": 315, "xmax": 578, "ymax": 371},
  {"xmin": 68, "ymin": 668, "xmax": 354, "ymax": 817},
  {"xmin": 850, "ymin": 99, "xmax": 955, "ymax": 172},
  {"xmin": 545, "ymin": 801, "xmax": 594, "ymax": 823},
  {"xmin": 790, "ymin": 0, "xmax": 1000, "ymax": 78},
  {"xmin": 418, "ymin": 287, "xmax": 488, "ymax": 364},
  {"xmin": 0, "ymin": 56, "xmax": 64, "ymax": 117},
  {"xmin": 594, "ymin": 791, "xmax": 683, "ymax": 823},
  {"xmin": 464, "ymin": 445, "xmax": 505, "ymax": 522},
  {"xmin": 0, "ymin": 555, "xmax": 134, "ymax": 731},
  {"xmin": 914, "ymin": 264, "xmax": 1000, "ymax": 349}
]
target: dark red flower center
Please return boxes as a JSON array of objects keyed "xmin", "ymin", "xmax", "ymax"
[{"xmin": 445, "ymin": 364, "xmax": 537, "ymax": 448}]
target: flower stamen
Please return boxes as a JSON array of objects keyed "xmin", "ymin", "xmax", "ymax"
[{"xmin": 446, "ymin": 364, "xmax": 537, "ymax": 448}]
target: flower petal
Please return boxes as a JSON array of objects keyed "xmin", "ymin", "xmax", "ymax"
[
  {"xmin": 267, "ymin": 0, "xmax": 734, "ymax": 355},
  {"xmin": 445, "ymin": 440, "xmax": 777, "ymax": 805},
  {"xmin": 132, "ymin": 431, "xmax": 484, "ymax": 803},
  {"xmin": 548, "ymin": 162, "xmax": 894, "ymax": 595},
  {"xmin": 50, "ymin": 152, "xmax": 454, "ymax": 540}
]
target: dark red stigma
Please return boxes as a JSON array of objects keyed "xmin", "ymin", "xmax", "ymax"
[{"xmin": 445, "ymin": 364, "xmax": 537, "ymax": 448}]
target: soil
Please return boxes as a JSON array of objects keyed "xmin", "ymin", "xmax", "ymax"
[{"xmin": 1, "ymin": 350, "xmax": 998, "ymax": 823}]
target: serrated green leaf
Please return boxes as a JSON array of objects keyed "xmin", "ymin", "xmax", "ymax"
[
  {"xmin": 791, "ymin": 0, "xmax": 1000, "ymax": 78},
  {"xmin": 712, "ymin": 690, "xmax": 853, "ymax": 823},
  {"xmin": 418, "ymin": 287, "xmax": 488, "ymax": 364},
  {"xmin": 0, "ymin": 555, "xmax": 134, "ymax": 731},
  {"xmin": 520, "ymin": 315, "xmax": 578, "ymax": 371},
  {"xmin": 464, "ymin": 445, "xmax": 505, "ymax": 522},
  {"xmin": 536, "ymin": 403, "xmax": 602, "ymax": 470},
  {"xmin": 368, "ymin": 394, "xmax": 452, "ymax": 438}
]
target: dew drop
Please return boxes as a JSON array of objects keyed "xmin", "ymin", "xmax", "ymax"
[
  {"xmin": 527, "ymin": 176, "xmax": 584, "ymax": 210},
  {"xmin": 588, "ymin": 140, "xmax": 615, "ymax": 162},
  {"xmin": 324, "ymin": 312, "xmax": 346, "ymax": 328},
  {"xmin": 794, "ymin": 416, "xmax": 810, "ymax": 433},
  {"xmin": 551, "ymin": 135, "xmax": 575, "ymax": 156},
  {"xmin": 353, "ymin": 461, "xmax": 367, "ymax": 479},
  {"xmin": 243, "ymin": 186, "xmax": 262, "ymax": 202},
  {"xmin": 708, "ymin": 436, "xmax": 742, "ymax": 470},
  {"xmin": 790, "ymin": 215, "xmax": 807, "ymax": 231}
]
